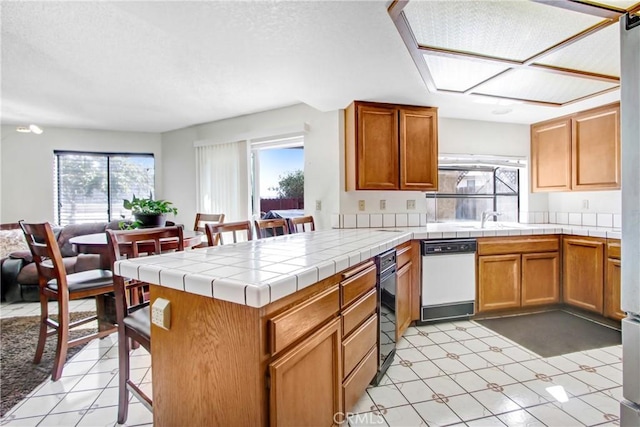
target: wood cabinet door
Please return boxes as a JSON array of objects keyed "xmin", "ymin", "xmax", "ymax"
[
  {"xmin": 396, "ymin": 261, "xmax": 412, "ymax": 341},
  {"xmin": 356, "ymin": 103, "xmax": 399, "ymax": 190},
  {"xmin": 269, "ymin": 317, "xmax": 342, "ymax": 427},
  {"xmin": 605, "ymin": 258, "xmax": 625, "ymax": 321},
  {"xmin": 399, "ymin": 107, "xmax": 438, "ymax": 191},
  {"xmin": 531, "ymin": 118, "xmax": 572, "ymax": 192},
  {"xmin": 562, "ymin": 237, "xmax": 605, "ymax": 314},
  {"xmin": 478, "ymin": 254, "xmax": 521, "ymax": 312},
  {"xmin": 572, "ymin": 104, "xmax": 620, "ymax": 190},
  {"xmin": 521, "ymin": 252, "xmax": 560, "ymax": 306}
]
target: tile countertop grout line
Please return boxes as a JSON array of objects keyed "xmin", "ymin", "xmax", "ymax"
[{"xmin": 114, "ymin": 225, "xmax": 621, "ymax": 308}]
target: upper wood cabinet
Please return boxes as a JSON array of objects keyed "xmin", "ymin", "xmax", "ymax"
[
  {"xmin": 530, "ymin": 102, "xmax": 620, "ymax": 193},
  {"xmin": 345, "ymin": 101, "xmax": 438, "ymax": 191}
]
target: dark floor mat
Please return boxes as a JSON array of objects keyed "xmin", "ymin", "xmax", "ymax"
[{"xmin": 475, "ymin": 310, "xmax": 621, "ymax": 358}]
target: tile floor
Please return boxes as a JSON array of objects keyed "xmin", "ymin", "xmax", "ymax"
[{"xmin": 1, "ymin": 302, "xmax": 623, "ymax": 427}]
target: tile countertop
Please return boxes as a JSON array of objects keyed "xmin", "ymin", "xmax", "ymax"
[{"xmin": 114, "ymin": 223, "xmax": 621, "ymax": 308}]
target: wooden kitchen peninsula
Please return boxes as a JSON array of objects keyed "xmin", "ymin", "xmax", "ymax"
[{"xmin": 114, "ymin": 229, "xmax": 413, "ymax": 426}]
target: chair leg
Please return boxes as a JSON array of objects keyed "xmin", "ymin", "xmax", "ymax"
[
  {"xmin": 51, "ymin": 299, "xmax": 70, "ymax": 381},
  {"xmin": 118, "ymin": 327, "xmax": 131, "ymax": 424},
  {"xmin": 33, "ymin": 294, "xmax": 49, "ymax": 365}
]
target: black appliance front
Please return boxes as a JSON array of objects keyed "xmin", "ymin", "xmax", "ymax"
[{"xmin": 372, "ymin": 249, "xmax": 397, "ymax": 386}]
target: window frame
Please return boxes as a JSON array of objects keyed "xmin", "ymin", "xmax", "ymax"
[{"xmin": 54, "ymin": 150, "xmax": 155, "ymax": 225}]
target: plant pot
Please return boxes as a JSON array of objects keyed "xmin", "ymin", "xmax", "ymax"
[{"xmin": 134, "ymin": 213, "xmax": 166, "ymax": 228}]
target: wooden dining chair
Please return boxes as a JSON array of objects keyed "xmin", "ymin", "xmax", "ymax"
[
  {"xmin": 193, "ymin": 213, "xmax": 225, "ymax": 246},
  {"xmin": 19, "ymin": 221, "xmax": 117, "ymax": 381},
  {"xmin": 106, "ymin": 226, "xmax": 184, "ymax": 424},
  {"xmin": 254, "ymin": 218, "xmax": 290, "ymax": 239},
  {"xmin": 205, "ymin": 221, "xmax": 253, "ymax": 246},
  {"xmin": 289, "ymin": 215, "xmax": 315, "ymax": 233}
]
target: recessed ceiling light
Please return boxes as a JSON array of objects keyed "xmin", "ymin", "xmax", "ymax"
[
  {"xmin": 16, "ymin": 124, "xmax": 44, "ymax": 134},
  {"xmin": 16, "ymin": 126, "xmax": 31, "ymax": 133},
  {"xmin": 491, "ymin": 108, "xmax": 513, "ymax": 115}
]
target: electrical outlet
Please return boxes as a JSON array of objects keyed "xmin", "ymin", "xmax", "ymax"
[
  {"xmin": 407, "ymin": 200, "xmax": 416, "ymax": 210},
  {"xmin": 582, "ymin": 199, "xmax": 589, "ymax": 209},
  {"xmin": 380, "ymin": 200, "xmax": 386, "ymax": 210},
  {"xmin": 315, "ymin": 200, "xmax": 322, "ymax": 211},
  {"xmin": 358, "ymin": 200, "xmax": 365, "ymax": 211},
  {"xmin": 151, "ymin": 298, "xmax": 171, "ymax": 330}
]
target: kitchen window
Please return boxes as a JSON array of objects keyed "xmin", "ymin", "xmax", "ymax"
[
  {"xmin": 54, "ymin": 151, "xmax": 155, "ymax": 226},
  {"xmin": 425, "ymin": 166, "xmax": 520, "ymax": 223}
]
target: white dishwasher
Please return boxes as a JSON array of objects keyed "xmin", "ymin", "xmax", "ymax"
[{"xmin": 421, "ymin": 239, "xmax": 477, "ymax": 323}]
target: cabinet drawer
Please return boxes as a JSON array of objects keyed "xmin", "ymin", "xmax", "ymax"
[
  {"xmin": 341, "ymin": 264, "xmax": 377, "ymax": 308},
  {"xmin": 269, "ymin": 285, "xmax": 340, "ymax": 355},
  {"xmin": 607, "ymin": 240, "xmax": 621, "ymax": 260},
  {"xmin": 477, "ymin": 236, "xmax": 559, "ymax": 256},
  {"xmin": 396, "ymin": 242, "xmax": 412, "ymax": 269},
  {"xmin": 343, "ymin": 346, "xmax": 377, "ymax": 413},
  {"xmin": 342, "ymin": 314, "xmax": 377, "ymax": 379},
  {"xmin": 342, "ymin": 288, "xmax": 377, "ymax": 338}
]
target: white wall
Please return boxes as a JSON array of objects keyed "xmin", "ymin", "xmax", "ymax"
[
  {"xmin": 161, "ymin": 104, "xmax": 340, "ymax": 230},
  {"xmin": 548, "ymin": 190, "xmax": 621, "ymax": 214},
  {"xmin": 0, "ymin": 126, "xmax": 162, "ymax": 223},
  {"xmin": 339, "ymin": 117, "xmax": 549, "ymax": 214}
]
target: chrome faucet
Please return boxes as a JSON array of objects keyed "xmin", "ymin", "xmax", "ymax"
[{"xmin": 481, "ymin": 211, "xmax": 502, "ymax": 228}]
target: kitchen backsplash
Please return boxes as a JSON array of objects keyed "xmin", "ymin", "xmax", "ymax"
[{"xmin": 331, "ymin": 211, "xmax": 622, "ymax": 229}]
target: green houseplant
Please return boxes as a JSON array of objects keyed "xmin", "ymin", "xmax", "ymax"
[{"xmin": 123, "ymin": 195, "xmax": 178, "ymax": 228}]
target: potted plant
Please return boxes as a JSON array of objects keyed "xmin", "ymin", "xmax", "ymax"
[{"xmin": 123, "ymin": 195, "xmax": 178, "ymax": 228}]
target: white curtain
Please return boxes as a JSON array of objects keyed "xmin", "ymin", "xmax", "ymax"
[{"xmin": 195, "ymin": 141, "xmax": 250, "ymax": 222}]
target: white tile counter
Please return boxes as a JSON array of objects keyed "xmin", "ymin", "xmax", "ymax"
[{"xmin": 114, "ymin": 223, "xmax": 621, "ymax": 308}]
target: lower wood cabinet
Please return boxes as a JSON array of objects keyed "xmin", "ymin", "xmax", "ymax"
[
  {"xmin": 605, "ymin": 239, "xmax": 624, "ymax": 320},
  {"xmin": 396, "ymin": 261, "xmax": 412, "ymax": 340},
  {"xmin": 563, "ymin": 236, "xmax": 605, "ymax": 314},
  {"xmin": 522, "ymin": 252, "xmax": 560, "ymax": 306},
  {"xmin": 269, "ymin": 317, "xmax": 342, "ymax": 427},
  {"xmin": 477, "ymin": 236, "xmax": 560, "ymax": 313}
]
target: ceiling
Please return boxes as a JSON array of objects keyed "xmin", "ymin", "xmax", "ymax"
[{"xmin": 0, "ymin": 1, "xmax": 636, "ymax": 133}]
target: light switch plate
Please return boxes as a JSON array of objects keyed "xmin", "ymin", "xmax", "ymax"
[
  {"xmin": 380, "ymin": 200, "xmax": 386, "ymax": 210},
  {"xmin": 407, "ymin": 200, "xmax": 416, "ymax": 210},
  {"xmin": 358, "ymin": 200, "xmax": 365, "ymax": 211},
  {"xmin": 151, "ymin": 298, "xmax": 171, "ymax": 330},
  {"xmin": 315, "ymin": 200, "xmax": 322, "ymax": 211}
]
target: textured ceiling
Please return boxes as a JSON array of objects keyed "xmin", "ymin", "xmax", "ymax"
[{"xmin": 0, "ymin": 1, "xmax": 623, "ymax": 133}]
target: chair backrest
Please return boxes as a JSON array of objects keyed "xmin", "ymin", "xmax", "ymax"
[
  {"xmin": 289, "ymin": 216, "xmax": 315, "ymax": 233},
  {"xmin": 193, "ymin": 213, "xmax": 225, "ymax": 246},
  {"xmin": 19, "ymin": 221, "xmax": 67, "ymax": 289},
  {"xmin": 254, "ymin": 218, "xmax": 290, "ymax": 239},
  {"xmin": 106, "ymin": 226, "xmax": 185, "ymax": 261},
  {"xmin": 205, "ymin": 221, "xmax": 253, "ymax": 246}
]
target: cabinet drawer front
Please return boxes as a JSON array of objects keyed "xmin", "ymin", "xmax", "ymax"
[
  {"xmin": 342, "ymin": 288, "xmax": 377, "ymax": 338},
  {"xmin": 608, "ymin": 240, "xmax": 621, "ymax": 260},
  {"xmin": 341, "ymin": 265, "xmax": 377, "ymax": 308},
  {"xmin": 269, "ymin": 285, "xmax": 340, "ymax": 355},
  {"xmin": 343, "ymin": 346, "xmax": 377, "ymax": 414},
  {"xmin": 342, "ymin": 314, "xmax": 377, "ymax": 379},
  {"xmin": 396, "ymin": 243, "xmax": 412, "ymax": 269},
  {"xmin": 477, "ymin": 236, "xmax": 559, "ymax": 256}
]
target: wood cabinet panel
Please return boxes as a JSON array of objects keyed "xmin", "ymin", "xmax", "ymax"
[
  {"xmin": 399, "ymin": 108, "xmax": 438, "ymax": 191},
  {"xmin": 356, "ymin": 104, "xmax": 399, "ymax": 190},
  {"xmin": 563, "ymin": 237, "xmax": 605, "ymax": 314},
  {"xmin": 410, "ymin": 240, "xmax": 421, "ymax": 322},
  {"xmin": 342, "ymin": 288, "xmax": 377, "ymax": 338},
  {"xmin": 342, "ymin": 315, "xmax": 377, "ymax": 379},
  {"xmin": 269, "ymin": 285, "xmax": 339, "ymax": 355},
  {"xmin": 605, "ymin": 258, "xmax": 624, "ymax": 321},
  {"xmin": 396, "ymin": 241, "xmax": 412, "ymax": 269},
  {"xmin": 522, "ymin": 252, "xmax": 560, "ymax": 306},
  {"xmin": 343, "ymin": 347, "xmax": 377, "ymax": 414},
  {"xmin": 531, "ymin": 118, "xmax": 572, "ymax": 192},
  {"xmin": 607, "ymin": 240, "xmax": 621, "ymax": 260},
  {"xmin": 396, "ymin": 261, "xmax": 412, "ymax": 341},
  {"xmin": 477, "ymin": 236, "xmax": 559, "ymax": 256},
  {"xmin": 341, "ymin": 264, "xmax": 377, "ymax": 308},
  {"xmin": 478, "ymin": 254, "xmax": 521, "ymax": 312},
  {"xmin": 572, "ymin": 104, "xmax": 620, "ymax": 190},
  {"xmin": 269, "ymin": 317, "xmax": 342, "ymax": 427}
]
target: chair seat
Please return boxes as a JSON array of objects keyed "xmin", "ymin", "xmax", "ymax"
[
  {"xmin": 123, "ymin": 306, "xmax": 150, "ymax": 342},
  {"xmin": 47, "ymin": 269, "xmax": 113, "ymax": 292}
]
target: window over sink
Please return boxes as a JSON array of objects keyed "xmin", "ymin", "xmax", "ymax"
[{"xmin": 425, "ymin": 165, "xmax": 520, "ymax": 223}]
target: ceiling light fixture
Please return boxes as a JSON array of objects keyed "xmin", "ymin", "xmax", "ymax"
[
  {"xmin": 16, "ymin": 124, "xmax": 44, "ymax": 134},
  {"xmin": 491, "ymin": 108, "xmax": 513, "ymax": 115}
]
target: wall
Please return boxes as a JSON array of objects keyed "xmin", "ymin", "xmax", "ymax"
[
  {"xmin": 0, "ymin": 126, "xmax": 162, "ymax": 223},
  {"xmin": 339, "ymin": 117, "xmax": 549, "ymax": 215},
  {"xmin": 161, "ymin": 104, "xmax": 340, "ymax": 230}
]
